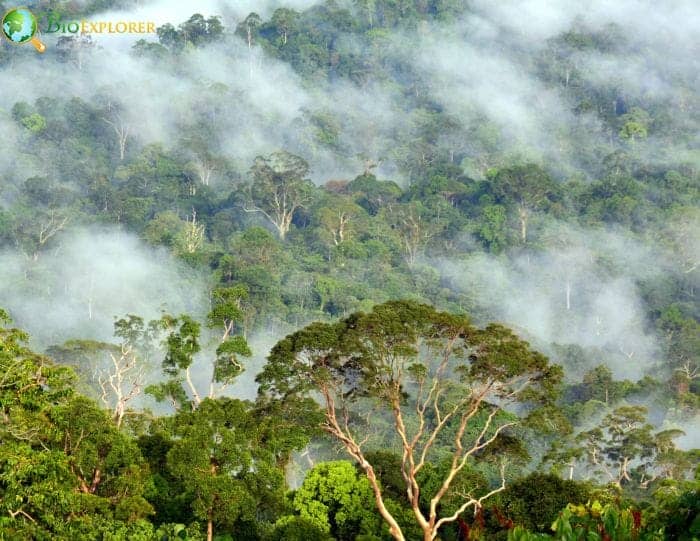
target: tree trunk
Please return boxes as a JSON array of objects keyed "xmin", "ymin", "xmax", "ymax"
[
  {"xmin": 363, "ymin": 463, "xmax": 405, "ymax": 541},
  {"xmin": 207, "ymin": 461, "xmax": 216, "ymax": 541},
  {"xmin": 118, "ymin": 133, "xmax": 127, "ymax": 160},
  {"xmin": 518, "ymin": 205, "xmax": 528, "ymax": 243}
]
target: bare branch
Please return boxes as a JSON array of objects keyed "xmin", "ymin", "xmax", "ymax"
[{"xmin": 433, "ymin": 462, "xmax": 508, "ymax": 534}]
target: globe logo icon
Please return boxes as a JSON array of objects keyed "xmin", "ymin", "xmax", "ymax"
[{"xmin": 2, "ymin": 7, "xmax": 46, "ymax": 52}]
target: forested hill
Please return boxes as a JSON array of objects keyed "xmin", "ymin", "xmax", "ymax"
[{"xmin": 0, "ymin": 0, "xmax": 698, "ymax": 540}]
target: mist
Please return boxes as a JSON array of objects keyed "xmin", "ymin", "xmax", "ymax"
[
  {"xmin": 436, "ymin": 223, "xmax": 670, "ymax": 381},
  {"xmin": 0, "ymin": 0, "xmax": 695, "ymax": 438},
  {"xmin": 0, "ymin": 227, "xmax": 208, "ymax": 347}
]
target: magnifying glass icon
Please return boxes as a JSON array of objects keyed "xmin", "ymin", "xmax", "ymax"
[{"xmin": 2, "ymin": 7, "xmax": 46, "ymax": 53}]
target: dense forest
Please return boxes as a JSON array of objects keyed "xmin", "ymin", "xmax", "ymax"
[{"xmin": 0, "ymin": 0, "xmax": 698, "ymax": 540}]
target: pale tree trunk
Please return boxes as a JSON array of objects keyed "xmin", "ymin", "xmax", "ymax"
[
  {"xmin": 320, "ymin": 364, "xmax": 512, "ymax": 541},
  {"xmin": 364, "ymin": 460, "xmax": 406, "ymax": 541},
  {"xmin": 185, "ymin": 366, "xmax": 201, "ymax": 407},
  {"xmin": 208, "ymin": 320, "xmax": 240, "ymax": 400},
  {"xmin": 97, "ymin": 344, "xmax": 145, "ymax": 428},
  {"xmin": 518, "ymin": 205, "xmax": 528, "ymax": 243},
  {"xmin": 195, "ymin": 158, "xmax": 215, "ymax": 186},
  {"xmin": 247, "ymin": 27, "xmax": 254, "ymax": 80},
  {"xmin": 277, "ymin": 210, "xmax": 293, "ymax": 240},
  {"xmin": 182, "ymin": 210, "xmax": 205, "ymax": 253},
  {"xmin": 321, "ymin": 389, "xmax": 406, "ymax": 540},
  {"xmin": 332, "ymin": 212, "xmax": 350, "ymax": 245},
  {"xmin": 207, "ymin": 462, "xmax": 216, "ymax": 541},
  {"xmin": 117, "ymin": 126, "xmax": 128, "ymax": 160},
  {"xmin": 399, "ymin": 213, "xmax": 431, "ymax": 267},
  {"xmin": 620, "ymin": 456, "xmax": 632, "ymax": 485},
  {"xmin": 243, "ymin": 202, "xmax": 296, "ymax": 241},
  {"xmin": 103, "ymin": 116, "xmax": 130, "ymax": 161},
  {"xmin": 38, "ymin": 211, "xmax": 70, "ymax": 247}
]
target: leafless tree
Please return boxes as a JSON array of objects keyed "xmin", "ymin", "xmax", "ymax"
[{"xmin": 96, "ymin": 344, "xmax": 145, "ymax": 428}]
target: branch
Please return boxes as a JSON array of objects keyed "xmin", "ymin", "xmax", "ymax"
[
  {"xmin": 429, "ymin": 400, "xmax": 514, "ymax": 522},
  {"xmin": 242, "ymin": 202, "xmax": 280, "ymax": 228},
  {"xmin": 185, "ymin": 366, "xmax": 201, "ymax": 407},
  {"xmin": 433, "ymin": 462, "xmax": 508, "ymax": 534},
  {"xmin": 8, "ymin": 508, "xmax": 36, "ymax": 523},
  {"xmin": 321, "ymin": 386, "xmax": 406, "ymax": 540}
]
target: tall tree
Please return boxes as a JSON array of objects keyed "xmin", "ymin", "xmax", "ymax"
[
  {"xmin": 244, "ymin": 151, "xmax": 314, "ymax": 240},
  {"xmin": 165, "ymin": 397, "xmax": 284, "ymax": 541},
  {"xmin": 0, "ymin": 310, "xmax": 154, "ymax": 538},
  {"xmin": 257, "ymin": 300, "xmax": 562, "ymax": 541},
  {"xmin": 574, "ymin": 405, "xmax": 688, "ymax": 488},
  {"xmin": 314, "ymin": 194, "xmax": 366, "ymax": 247},
  {"xmin": 491, "ymin": 164, "xmax": 559, "ymax": 244},
  {"xmin": 146, "ymin": 293, "xmax": 252, "ymax": 410}
]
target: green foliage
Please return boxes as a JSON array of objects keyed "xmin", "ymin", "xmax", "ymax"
[
  {"xmin": 155, "ymin": 14, "xmax": 224, "ymax": 50},
  {"xmin": 0, "ymin": 2, "xmax": 698, "ymax": 539},
  {"xmin": 290, "ymin": 461, "xmax": 381, "ymax": 539},
  {"xmin": 499, "ymin": 473, "xmax": 591, "ymax": 533},
  {"xmin": 267, "ymin": 516, "xmax": 334, "ymax": 541},
  {"xmin": 0, "ymin": 312, "xmax": 154, "ymax": 539},
  {"xmin": 165, "ymin": 398, "xmax": 284, "ymax": 537},
  {"xmin": 258, "ymin": 300, "xmax": 563, "ymax": 539}
]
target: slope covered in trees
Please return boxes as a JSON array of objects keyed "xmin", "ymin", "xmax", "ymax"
[{"xmin": 0, "ymin": 0, "xmax": 697, "ymax": 539}]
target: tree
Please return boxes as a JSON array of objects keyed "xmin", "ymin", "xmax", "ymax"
[
  {"xmin": 47, "ymin": 315, "xmax": 160, "ymax": 428},
  {"xmin": 96, "ymin": 315, "xmax": 158, "ymax": 427},
  {"xmin": 56, "ymin": 34, "xmax": 95, "ymax": 70},
  {"xmin": 314, "ymin": 195, "xmax": 366, "ymax": 246},
  {"xmin": 102, "ymin": 107, "xmax": 130, "ymax": 161},
  {"xmin": 165, "ymin": 397, "xmax": 283, "ymax": 541},
  {"xmin": 348, "ymin": 174, "xmax": 402, "ymax": 216},
  {"xmin": 237, "ymin": 12, "xmax": 262, "ymax": 77},
  {"xmin": 289, "ymin": 461, "xmax": 381, "ymax": 539},
  {"xmin": 387, "ymin": 202, "xmax": 439, "ymax": 267},
  {"xmin": 238, "ymin": 12, "xmax": 262, "ymax": 50},
  {"xmin": 619, "ymin": 107, "xmax": 651, "ymax": 143},
  {"xmin": 271, "ymin": 8, "xmax": 300, "ymax": 45},
  {"xmin": 491, "ymin": 164, "xmax": 559, "ymax": 244},
  {"xmin": 476, "ymin": 204, "xmax": 509, "ymax": 252},
  {"xmin": 156, "ymin": 14, "xmax": 224, "ymax": 50},
  {"xmin": 0, "ymin": 310, "xmax": 154, "ymax": 538},
  {"xmin": 178, "ymin": 14, "xmax": 223, "ymax": 47},
  {"xmin": 269, "ymin": 516, "xmax": 334, "ymax": 541},
  {"xmin": 146, "ymin": 286, "xmax": 253, "ymax": 410},
  {"xmin": 257, "ymin": 300, "xmax": 563, "ymax": 541},
  {"xmin": 178, "ymin": 209, "xmax": 206, "ymax": 255},
  {"xmin": 498, "ymin": 473, "xmax": 590, "ymax": 533},
  {"xmin": 0, "ymin": 309, "xmax": 75, "ymax": 533},
  {"xmin": 244, "ymin": 151, "xmax": 314, "ymax": 240},
  {"xmin": 12, "ymin": 207, "xmax": 71, "ymax": 260},
  {"xmin": 146, "ymin": 307, "xmax": 251, "ymax": 410},
  {"xmin": 576, "ymin": 405, "xmax": 687, "ymax": 488},
  {"xmin": 580, "ymin": 365, "xmax": 620, "ymax": 405}
]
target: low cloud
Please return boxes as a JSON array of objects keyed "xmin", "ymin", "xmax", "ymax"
[{"xmin": 0, "ymin": 227, "xmax": 208, "ymax": 348}]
